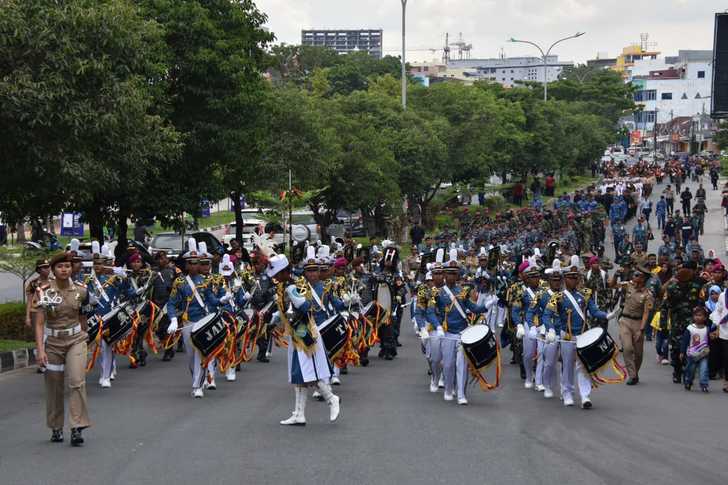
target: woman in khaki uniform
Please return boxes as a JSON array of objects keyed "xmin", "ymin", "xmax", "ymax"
[{"xmin": 33, "ymin": 252, "xmax": 91, "ymax": 446}]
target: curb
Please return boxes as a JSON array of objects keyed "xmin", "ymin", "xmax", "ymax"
[{"xmin": 0, "ymin": 348, "xmax": 36, "ymax": 373}]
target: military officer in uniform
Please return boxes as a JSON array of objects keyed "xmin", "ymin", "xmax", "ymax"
[
  {"xmin": 617, "ymin": 264, "xmax": 654, "ymax": 385},
  {"xmin": 33, "ymin": 252, "xmax": 91, "ymax": 446}
]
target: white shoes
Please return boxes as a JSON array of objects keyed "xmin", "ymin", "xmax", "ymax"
[
  {"xmin": 265, "ymin": 351, "xmax": 272, "ymax": 359},
  {"xmin": 524, "ymin": 380, "xmax": 534, "ymax": 390},
  {"xmin": 457, "ymin": 397, "xmax": 468, "ymax": 405},
  {"xmin": 110, "ymin": 363, "xmax": 117, "ymax": 380},
  {"xmin": 581, "ymin": 397, "xmax": 593, "ymax": 409},
  {"xmin": 328, "ymin": 395, "xmax": 341, "ymax": 422},
  {"xmin": 544, "ymin": 388, "xmax": 554, "ymax": 399},
  {"xmin": 331, "ymin": 376, "xmax": 341, "ymax": 386},
  {"xmin": 660, "ymin": 359, "xmax": 669, "ymax": 365},
  {"xmin": 99, "ymin": 378, "xmax": 111, "ymax": 388},
  {"xmin": 438, "ymin": 375, "xmax": 445, "ymax": 388},
  {"xmin": 535, "ymin": 384, "xmax": 545, "ymax": 392},
  {"xmin": 204, "ymin": 378, "xmax": 217, "ymax": 390},
  {"xmin": 563, "ymin": 395, "xmax": 575, "ymax": 407},
  {"xmin": 429, "ymin": 378, "xmax": 439, "ymax": 393},
  {"xmin": 443, "ymin": 392, "xmax": 454, "ymax": 401},
  {"xmin": 192, "ymin": 388, "xmax": 204, "ymax": 398},
  {"xmin": 281, "ymin": 388, "xmax": 307, "ymax": 426},
  {"xmin": 225, "ymin": 369, "xmax": 236, "ymax": 382}
]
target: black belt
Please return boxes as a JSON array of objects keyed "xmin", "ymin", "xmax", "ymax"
[{"xmin": 621, "ymin": 313, "xmax": 642, "ymax": 320}]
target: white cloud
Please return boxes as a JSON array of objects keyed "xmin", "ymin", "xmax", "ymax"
[{"xmin": 254, "ymin": 0, "xmax": 723, "ymax": 62}]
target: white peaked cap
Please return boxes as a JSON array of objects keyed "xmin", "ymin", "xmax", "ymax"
[
  {"xmin": 435, "ymin": 248, "xmax": 445, "ymax": 264},
  {"xmin": 220, "ymin": 254, "xmax": 234, "ymax": 276},
  {"xmin": 570, "ymin": 254, "xmax": 581, "ymax": 269},
  {"xmin": 448, "ymin": 248, "xmax": 458, "ymax": 263},
  {"xmin": 552, "ymin": 258, "xmax": 562, "ymax": 271},
  {"xmin": 70, "ymin": 238, "xmax": 80, "ymax": 252},
  {"xmin": 198, "ymin": 242, "xmax": 209, "ymax": 257},
  {"xmin": 533, "ymin": 247, "xmax": 542, "ymax": 258},
  {"xmin": 267, "ymin": 254, "xmax": 290, "ymax": 278},
  {"xmin": 479, "ymin": 247, "xmax": 487, "ymax": 257},
  {"xmin": 187, "ymin": 238, "xmax": 198, "ymax": 254},
  {"xmin": 306, "ymin": 245, "xmax": 316, "ymax": 261},
  {"xmin": 317, "ymin": 245, "xmax": 330, "ymax": 259},
  {"xmin": 91, "ymin": 240, "xmax": 100, "ymax": 256}
]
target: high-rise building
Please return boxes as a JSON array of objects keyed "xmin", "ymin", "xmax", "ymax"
[{"xmin": 301, "ymin": 29, "xmax": 383, "ymax": 59}]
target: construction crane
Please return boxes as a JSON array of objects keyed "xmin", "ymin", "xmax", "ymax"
[{"xmin": 449, "ymin": 32, "xmax": 472, "ymax": 61}]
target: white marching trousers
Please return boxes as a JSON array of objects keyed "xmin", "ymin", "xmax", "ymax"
[
  {"xmin": 425, "ymin": 334, "xmax": 443, "ymax": 383},
  {"xmin": 559, "ymin": 338, "xmax": 592, "ymax": 401},
  {"xmin": 100, "ymin": 340, "xmax": 115, "ymax": 380},
  {"xmin": 182, "ymin": 324, "xmax": 205, "ymax": 389},
  {"xmin": 441, "ymin": 332, "xmax": 468, "ymax": 399}
]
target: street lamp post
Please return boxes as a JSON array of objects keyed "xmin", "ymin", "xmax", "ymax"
[
  {"xmin": 401, "ymin": 0, "xmax": 407, "ymax": 110},
  {"xmin": 508, "ymin": 32, "xmax": 585, "ymax": 101}
]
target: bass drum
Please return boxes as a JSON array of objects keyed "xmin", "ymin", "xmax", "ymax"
[
  {"xmin": 102, "ymin": 304, "xmax": 134, "ymax": 345},
  {"xmin": 460, "ymin": 324, "xmax": 498, "ymax": 369},
  {"xmin": 191, "ymin": 313, "xmax": 228, "ymax": 357},
  {"xmin": 576, "ymin": 327, "xmax": 616, "ymax": 374},
  {"xmin": 87, "ymin": 315, "xmax": 101, "ymax": 344},
  {"xmin": 318, "ymin": 313, "xmax": 348, "ymax": 359}
]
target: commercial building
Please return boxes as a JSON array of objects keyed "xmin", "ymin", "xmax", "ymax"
[
  {"xmin": 301, "ymin": 29, "xmax": 383, "ymax": 58},
  {"xmin": 447, "ymin": 55, "xmax": 573, "ymax": 87},
  {"xmin": 625, "ymin": 50, "xmax": 714, "ymax": 152}
]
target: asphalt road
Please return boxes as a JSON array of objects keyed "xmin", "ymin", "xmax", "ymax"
[
  {"xmin": 0, "ymin": 270, "xmax": 22, "ymax": 303},
  {"xmin": 1, "ymin": 176, "xmax": 727, "ymax": 485}
]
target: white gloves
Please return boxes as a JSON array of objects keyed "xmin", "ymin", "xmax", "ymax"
[
  {"xmin": 243, "ymin": 291, "xmax": 251, "ymax": 301},
  {"xmin": 606, "ymin": 309, "xmax": 619, "ymax": 321},
  {"xmin": 419, "ymin": 327, "xmax": 430, "ymax": 340},
  {"xmin": 113, "ymin": 267, "xmax": 126, "ymax": 277},
  {"xmin": 167, "ymin": 317, "xmax": 179, "ymax": 334},
  {"xmin": 436, "ymin": 326, "xmax": 445, "ymax": 337},
  {"xmin": 528, "ymin": 325, "xmax": 538, "ymax": 339},
  {"xmin": 547, "ymin": 328, "xmax": 556, "ymax": 343},
  {"xmin": 516, "ymin": 324, "xmax": 525, "ymax": 339},
  {"xmin": 485, "ymin": 294, "xmax": 499, "ymax": 309},
  {"xmin": 539, "ymin": 325, "xmax": 546, "ymax": 336},
  {"xmin": 413, "ymin": 322, "xmax": 419, "ymax": 333},
  {"xmin": 220, "ymin": 293, "xmax": 233, "ymax": 304}
]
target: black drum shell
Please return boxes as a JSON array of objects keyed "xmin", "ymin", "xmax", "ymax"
[
  {"xmin": 462, "ymin": 331, "xmax": 498, "ymax": 369},
  {"xmin": 576, "ymin": 331, "xmax": 616, "ymax": 374}
]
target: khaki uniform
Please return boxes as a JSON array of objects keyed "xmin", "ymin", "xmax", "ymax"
[
  {"xmin": 618, "ymin": 283, "xmax": 653, "ymax": 379},
  {"xmin": 37, "ymin": 279, "xmax": 91, "ymax": 430}
]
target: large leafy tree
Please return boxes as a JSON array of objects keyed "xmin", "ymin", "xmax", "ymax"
[
  {"xmin": 136, "ymin": 0, "xmax": 273, "ymax": 243},
  {"xmin": 0, "ymin": 0, "xmax": 181, "ymax": 241}
]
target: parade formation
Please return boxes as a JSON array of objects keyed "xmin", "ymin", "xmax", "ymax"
[{"xmin": 24, "ymin": 154, "xmax": 728, "ymax": 451}]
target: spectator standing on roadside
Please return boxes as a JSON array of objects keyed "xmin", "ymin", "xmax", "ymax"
[{"xmin": 663, "ymin": 185, "xmax": 675, "ymax": 216}]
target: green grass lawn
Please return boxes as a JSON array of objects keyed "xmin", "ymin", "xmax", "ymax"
[{"xmin": 0, "ymin": 339, "xmax": 34, "ymax": 352}]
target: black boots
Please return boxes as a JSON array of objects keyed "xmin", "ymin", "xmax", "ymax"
[
  {"xmin": 50, "ymin": 429, "xmax": 63, "ymax": 443},
  {"xmin": 70, "ymin": 428, "xmax": 84, "ymax": 447}
]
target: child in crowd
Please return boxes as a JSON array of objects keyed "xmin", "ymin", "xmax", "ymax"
[{"xmin": 681, "ymin": 306, "xmax": 718, "ymax": 392}]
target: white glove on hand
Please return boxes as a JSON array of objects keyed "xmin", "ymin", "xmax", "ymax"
[
  {"xmin": 167, "ymin": 317, "xmax": 178, "ymax": 335},
  {"xmin": 606, "ymin": 309, "xmax": 619, "ymax": 321},
  {"xmin": 243, "ymin": 291, "xmax": 252, "ymax": 301},
  {"xmin": 419, "ymin": 327, "xmax": 430, "ymax": 340},
  {"xmin": 113, "ymin": 267, "xmax": 126, "ymax": 277},
  {"xmin": 547, "ymin": 328, "xmax": 556, "ymax": 343},
  {"xmin": 486, "ymin": 294, "xmax": 499, "ymax": 309},
  {"xmin": 539, "ymin": 325, "xmax": 546, "ymax": 336},
  {"xmin": 220, "ymin": 293, "xmax": 232, "ymax": 304},
  {"xmin": 528, "ymin": 325, "xmax": 538, "ymax": 339},
  {"xmin": 516, "ymin": 324, "xmax": 525, "ymax": 339},
  {"xmin": 436, "ymin": 326, "xmax": 445, "ymax": 337}
]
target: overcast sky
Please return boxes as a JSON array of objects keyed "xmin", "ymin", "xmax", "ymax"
[{"xmin": 255, "ymin": 0, "xmax": 723, "ymax": 63}]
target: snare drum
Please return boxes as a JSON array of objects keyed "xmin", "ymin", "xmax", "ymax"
[
  {"xmin": 576, "ymin": 327, "xmax": 616, "ymax": 374},
  {"xmin": 318, "ymin": 313, "xmax": 349, "ymax": 359},
  {"xmin": 102, "ymin": 304, "xmax": 134, "ymax": 345},
  {"xmin": 87, "ymin": 315, "xmax": 101, "ymax": 344},
  {"xmin": 191, "ymin": 313, "xmax": 229, "ymax": 357},
  {"xmin": 460, "ymin": 324, "xmax": 498, "ymax": 369}
]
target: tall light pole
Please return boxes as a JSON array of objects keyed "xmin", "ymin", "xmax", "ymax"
[
  {"xmin": 508, "ymin": 32, "xmax": 585, "ymax": 101},
  {"xmin": 401, "ymin": 0, "xmax": 407, "ymax": 110}
]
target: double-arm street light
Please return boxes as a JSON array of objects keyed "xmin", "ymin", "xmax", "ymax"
[
  {"xmin": 401, "ymin": 0, "xmax": 407, "ymax": 110},
  {"xmin": 508, "ymin": 32, "xmax": 586, "ymax": 101}
]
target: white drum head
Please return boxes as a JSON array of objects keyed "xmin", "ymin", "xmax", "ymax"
[
  {"xmin": 576, "ymin": 327, "xmax": 603, "ymax": 348},
  {"xmin": 318, "ymin": 314, "xmax": 340, "ymax": 330},
  {"xmin": 192, "ymin": 313, "xmax": 216, "ymax": 332},
  {"xmin": 461, "ymin": 324, "xmax": 490, "ymax": 345},
  {"xmin": 102, "ymin": 306, "xmax": 121, "ymax": 321}
]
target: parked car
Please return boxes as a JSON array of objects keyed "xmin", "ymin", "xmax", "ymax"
[
  {"xmin": 288, "ymin": 211, "xmax": 321, "ymax": 243},
  {"xmin": 224, "ymin": 218, "xmax": 285, "ymax": 250},
  {"xmin": 148, "ymin": 231, "xmax": 224, "ymax": 259}
]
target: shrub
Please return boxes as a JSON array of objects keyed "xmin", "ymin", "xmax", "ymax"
[{"xmin": 0, "ymin": 302, "xmax": 33, "ymax": 341}]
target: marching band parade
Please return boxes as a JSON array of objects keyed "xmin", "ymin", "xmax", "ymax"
[{"xmin": 24, "ymin": 154, "xmax": 728, "ymax": 450}]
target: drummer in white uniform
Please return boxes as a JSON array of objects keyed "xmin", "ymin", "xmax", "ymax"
[{"xmin": 541, "ymin": 256, "xmax": 615, "ymax": 408}]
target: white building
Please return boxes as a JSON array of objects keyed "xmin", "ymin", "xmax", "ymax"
[
  {"xmin": 448, "ymin": 55, "xmax": 573, "ymax": 87},
  {"xmin": 627, "ymin": 50, "xmax": 712, "ymax": 132}
]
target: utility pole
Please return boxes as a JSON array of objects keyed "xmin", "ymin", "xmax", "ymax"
[{"xmin": 401, "ymin": 0, "xmax": 407, "ymax": 110}]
